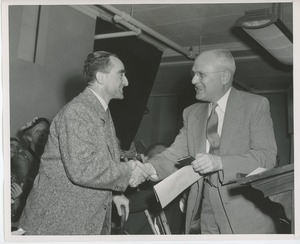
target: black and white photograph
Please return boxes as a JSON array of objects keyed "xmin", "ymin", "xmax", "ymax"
[{"xmin": 1, "ymin": 0, "xmax": 299, "ymax": 243}]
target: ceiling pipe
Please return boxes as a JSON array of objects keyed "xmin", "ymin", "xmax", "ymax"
[
  {"xmin": 97, "ymin": 5, "xmax": 195, "ymax": 59},
  {"xmin": 95, "ymin": 31, "xmax": 140, "ymax": 40},
  {"xmin": 112, "ymin": 18, "xmax": 165, "ymax": 51},
  {"xmin": 113, "ymin": 17, "xmax": 142, "ymax": 35},
  {"xmin": 95, "ymin": 14, "xmax": 142, "ymax": 40}
]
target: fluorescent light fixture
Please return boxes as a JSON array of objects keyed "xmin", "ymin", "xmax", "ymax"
[{"xmin": 236, "ymin": 8, "xmax": 293, "ymax": 65}]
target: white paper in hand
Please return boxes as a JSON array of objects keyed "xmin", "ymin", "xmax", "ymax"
[
  {"xmin": 246, "ymin": 167, "xmax": 267, "ymax": 177},
  {"xmin": 153, "ymin": 165, "xmax": 202, "ymax": 208}
]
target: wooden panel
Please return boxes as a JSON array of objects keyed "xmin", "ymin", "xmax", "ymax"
[{"xmin": 238, "ymin": 164, "xmax": 294, "ymax": 233}]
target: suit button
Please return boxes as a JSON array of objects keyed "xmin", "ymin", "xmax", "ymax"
[{"xmin": 104, "ymin": 205, "xmax": 107, "ymax": 210}]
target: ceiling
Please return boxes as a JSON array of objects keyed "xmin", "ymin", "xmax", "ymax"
[
  {"xmin": 79, "ymin": 3, "xmax": 294, "ymax": 94},
  {"xmin": 102, "ymin": 3, "xmax": 293, "ymax": 49}
]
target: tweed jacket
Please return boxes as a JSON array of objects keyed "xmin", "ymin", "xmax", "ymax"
[
  {"xmin": 149, "ymin": 87, "xmax": 277, "ymax": 234},
  {"xmin": 19, "ymin": 88, "xmax": 132, "ymax": 235}
]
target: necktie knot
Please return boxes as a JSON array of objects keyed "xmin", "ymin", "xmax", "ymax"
[{"xmin": 211, "ymin": 102, "xmax": 218, "ymax": 113}]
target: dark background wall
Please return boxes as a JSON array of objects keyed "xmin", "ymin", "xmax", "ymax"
[{"xmin": 94, "ymin": 18, "xmax": 162, "ymax": 150}]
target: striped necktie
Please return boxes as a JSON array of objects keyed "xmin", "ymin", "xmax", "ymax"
[
  {"xmin": 205, "ymin": 103, "xmax": 220, "ymax": 187},
  {"xmin": 207, "ymin": 103, "xmax": 220, "ymax": 155}
]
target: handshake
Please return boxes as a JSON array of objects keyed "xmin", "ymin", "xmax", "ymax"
[{"xmin": 127, "ymin": 160, "xmax": 159, "ymax": 187}]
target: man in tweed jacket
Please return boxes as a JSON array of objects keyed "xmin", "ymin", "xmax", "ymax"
[{"xmin": 19, "ymin": 51, "xmax": 145, "ymax": 235}]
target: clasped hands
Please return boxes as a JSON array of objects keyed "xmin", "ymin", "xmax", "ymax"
[
  {"xmin": 127, "ymin": 153, "xmax": 222, "ymax": 187},
  {"xmin": 127, "ymin": 160, "xmax": 158, "ymax": 187}
]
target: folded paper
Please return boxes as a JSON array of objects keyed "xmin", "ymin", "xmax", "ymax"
[{"xmin": 153, "ymin": 165, "xmax": 202, "ymax": 208}]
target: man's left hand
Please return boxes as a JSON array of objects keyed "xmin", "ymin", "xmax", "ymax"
[
  {"xmin": 191, "ymin": 153, "xmax": 222, "ymax": 175},
  {"xmin": 113, "ymin": 194, "xmax": 130, "ymax": 221}
]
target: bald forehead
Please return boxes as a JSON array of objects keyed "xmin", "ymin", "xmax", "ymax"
[
  {"xmin": 193, "ymin": 51, "xmax": 218, "ymax": 71},
  {"xmin": 110, "ymin": 56, "xmax": 124, "ymax": 68},
  {"xmin": 197, "ymin": 51, "xmax": 218, "ymax": 63},
  {"xmin": 194, "ymin": 50, "xmax": 235, "ymax": 73}
]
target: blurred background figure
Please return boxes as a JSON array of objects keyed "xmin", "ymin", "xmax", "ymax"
[
  {"xmin": 10, "ymin": 137, "xmax": 23, "ymax": 225},
  {"xmin": 11, "ymin": 180, "xmax": 23, "ymax": 228},
  {"xmin": 21, "ymin": 117, "xmax": 50, "ymax": 161},
  {"xmin": 10, "ymin": 137, "xmax": 21, "ymax": 159},
  {"xmin": 145, "ymin": 143, "xmax": 167, "ymax": 160},
  {"xmin": 10, "ymin": 117, "xmax": 50, "ymax": 223}
]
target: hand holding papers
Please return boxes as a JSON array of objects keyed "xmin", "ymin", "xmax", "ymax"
[{"xmin": 153, "ymin": 162, "xmax": 202, "ymax": 208}]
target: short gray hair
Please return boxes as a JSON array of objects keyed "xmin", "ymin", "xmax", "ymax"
[{"xmin": 212, "ymin": 49, "xmax": 236, "ymax": 75}]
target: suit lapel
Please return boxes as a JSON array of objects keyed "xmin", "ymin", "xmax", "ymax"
[
  {"xmin": 82, "ymin": 89, "xmax": 119, "ymax": 162},
  {"xmin": 107, "ymin": 110, "xmax": 120, "ymax": 162},
  {"xmin": 220, "ymin": 88, "xmax": 243, "ymax": 154},
  {"xmin": 193, "ymin": 103, "xmax": 209, "ymax": 155}
]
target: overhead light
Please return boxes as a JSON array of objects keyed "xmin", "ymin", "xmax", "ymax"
[{"xmin": 236, "ymin": 8, "xmax": 293, "ymax": 65}]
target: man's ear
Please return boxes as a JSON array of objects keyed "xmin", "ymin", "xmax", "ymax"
[
  {"xmin": 221, "ymin": 71, "xmax": 231, "ymax": 86},
  {"xmin": 95, "ymin": 71, "xmax": 106, "ymax": 85}
]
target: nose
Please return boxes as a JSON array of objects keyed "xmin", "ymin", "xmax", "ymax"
[
  {"xmin": 123, "ymin": 75, "xmax": 129, "ymax": 87},
  {"xmin": 191, "ymin": 75, "xmax": 200, "ymax": 85}
]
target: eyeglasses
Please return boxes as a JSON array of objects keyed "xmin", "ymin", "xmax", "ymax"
[{"xmin": 191, "ymin": 70, "xmax": 224, "ymax": 79}]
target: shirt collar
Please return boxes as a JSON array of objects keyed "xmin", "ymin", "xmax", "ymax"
[
  {"xmin": 87, "ymin": 88, "xmax": 108, "ymax": 111},
  {"xmin": 216, "ymin": 87, "xmax": 231, "ymax": 113}
]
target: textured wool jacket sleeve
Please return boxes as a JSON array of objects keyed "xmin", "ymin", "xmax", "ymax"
[{"xmin": 54, "ymin": 96, "xmax": 132, "ymax": 191}]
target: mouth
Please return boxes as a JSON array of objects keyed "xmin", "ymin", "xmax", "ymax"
[{"xmin": 195, "ymin": 86, "xmax": 204, "ymax": 92}]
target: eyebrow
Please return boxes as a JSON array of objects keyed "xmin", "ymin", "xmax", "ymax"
[
  {"xmin": 117, "ymin": 69, "xmax": 126, "ymax": 74},
  {"xmin": 191, "ymin": 70, "xmax": 202, "ymax": 75}
]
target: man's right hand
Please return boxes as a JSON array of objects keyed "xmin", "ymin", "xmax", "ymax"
[
  {"xmin": 128, "ymin": 160, "xmax": 148, "ymax": 187},
  {"xmin": 127, "ymin": 161, "xmax": 160, "ymax": 187}
]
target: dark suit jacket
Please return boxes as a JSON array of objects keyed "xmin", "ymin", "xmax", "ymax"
[
  {"xmin": 19, "ymin": 88, "xmax": 132, "ymax": 235},
  {"xmin": 149, "ymin": 87, "xmax": 277, "ymax": 234}
]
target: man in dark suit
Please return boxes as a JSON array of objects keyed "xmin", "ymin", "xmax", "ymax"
[
  {"xmin": 19, "ymin": 51, "xmax": 146, "ymax": 235},
  {"xmin": 141, "ymin": 49, "xmax": 277, "ymax": 234}
]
